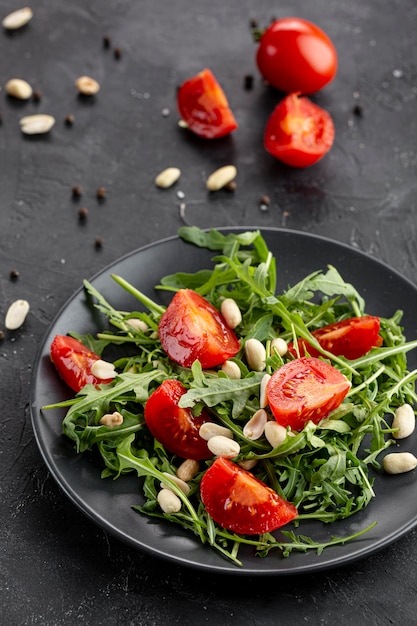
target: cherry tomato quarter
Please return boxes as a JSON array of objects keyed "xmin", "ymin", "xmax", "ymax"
[
  {"xmin": 256, "ymin": 17, "xmax": 338, "ymax": 94},
  {"xmin": 267, "ymin": 357, "xmax": 351, "ymax": 430},
  {"xmin": 144, "ymin": 379, "xmax": 213, "ymax": 460},
  {"xmin": 200, "ymin": 457, "xmax": 297, "ymax": 534},
  {"xmin": 50, "ymin": 335, "xmax": 113, "ymax": 393},
  {"xmin": 288, "ymin": 316, "xmax": 382, "ymax": 360},
  {"xmin": 158, "ymin": 289, "xmax": 240, "ymax": 369},
  {"xmin": 264, "ymin": 93, "xmax": 335, "ymax": 168},
  {"xmin": 177, "ymin": 68, "xmax": 238, "ymax": 139}
]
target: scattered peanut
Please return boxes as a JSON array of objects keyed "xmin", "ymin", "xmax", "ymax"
[
  {"xmin": 207, "ymin": 435, "xmax": 240, "ymax": 458},
  {"xmin": 243, "ymin": 409, "xmax": 268, "ymax": 440},
  {"xmin": 75, "ymin": 76, "xmax": 100, "ymax": 96},
  {"xmin": 90, "ymin": 359, "xmax": 117, "ymax": 380},
  {"xmin": 99, "ymin": 411, "xmax": 123, "ymax": 427},
  {"xmin": 259, "ymin": 373, "xmax": 271, "ymax": 408},
  {"xmin": 154, "ymin": 167, "xmax": 181, "ymax": 189},
  {"xmin": 383, "ymin": 452, "xmax": 417, "ymax": 475},
  {"xmin": 206, "ymin": 165, "xmax": 237, "ymax": 191},
  {"xmin": 199, "ymin": 422, "xmax": 233, "ymax": 441},
  {"xmin": 392, "ymin": 404, "xmax": 415, "ymax": 439},
  {"xmin": 160, "ymin": 472, "xmax": 190, "ymax": 495},
  {"xmin": 157, "ymin": 488, "xmax": 182, "ymax": 514},
  {"xmin": 245, "ymin": 338, "xmax": 266, "ymax": 371},
  {"xmin": 271, "ymin": 337, "xmax": 288, "ymax": 357},
  {"xmin": 5, "ymin": 78, "xmax": 33, "ymax": 100},
  {"xmin": 264, "ymin": 421, "xmax": 288, "ymax": 448},
  {"xmin": 2, "ymin": 7, "xmax": 33, "ymax": 30},
  {"xmin": 19, "ymin": 114, "xmax": 55, "ymax": 135},
  {"xmin": 221, "ymin": 360, "xmax": 241, "ymax": 379},
  {"xmin": 176, "ymin": 458, "xmax": 200, "ymax": 482},
  {"xmin": 220, "ymin": 298, "xmax": 242, "ymax": 329},
  {"xmin": 5, "ymin": 299, "xmax": 30, "ymax": 330}
]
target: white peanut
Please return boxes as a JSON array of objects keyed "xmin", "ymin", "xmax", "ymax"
[
  {"xmin": 245, "ymin": 338, "xmax": 266, "ymax": 371},
  {"xmin": 2, "ymin": 7, "xmax": 33, "ymax": 30},
  {"xmin": 157, "ymin": 488, "xmax": 182, "ymax": 514},
  {"xmin": 220, "ymin": 298, "xmax": 242, "ymax": 329},
  {"xmin": 124, "ymin": 318, "xmax": 148, "ymax": 332},
  {"xmin": 383, "ymin": 452, "xmax": 417, "ymax": 475},
  {"xmin": 260, "ymin": 374, "xmax": 271, "ymax": 408},
  {"xmin": 154, "ymin": 167, "xmax": 181, "ymax": 188},
  {"xmin": 392, "ymin": 404, "xmax": 415, "ymax": 439},
  {"xmin": 206, "ymin": 165, "xmax": 237, "ymax": 191},
  {"xmin": 160, "ymin": 472, "xmax": 190, "ymax": 495},
  {"xmin": 221, "ymin": 360, "xmax": 241, "ymax": 379},
  {"xmin": 271, "ymin": 337, "xmax": 288, "ymax": 357},
  {"xmin": 90, "ymin": 359, "xmax": 117, "ymax": 380},
  {"xmin": 5, "ymin": 78, "xmax": 32, "ymax": 100},
  {"xmin": 243, "ymin": 409, "xmax": 268, "ymax": 440},
  {"xmin": 176, "ymin": 459, "xmax": 200, "ymax": 482},
  {"xmin": 20, "ymin": 114, "xmax": 56, "ymax": 135},
  {"xmin": 5, "ymin": 299, "xmax": 30, "ymax": 330},
  {"xmin": 99, "ymin": 411, "xmax": 123, "ymax": 427},
  {"xmin": 207, "ymin": 435, "xmax": 240, "ymax": 458},
  {"xmin": 199, "ymin": 422, "xmax": 233, "ymax": 441},
  {"xmin": 238, "ymin": 459, "xmax": 258, "ymax": 470},
  {"xmin": 75, "ymin": 76, "xmax": 100, "ymax": 95},
  {"xmin": 264, "ymin": 421, "xmax": 288, "ymax": 448}
]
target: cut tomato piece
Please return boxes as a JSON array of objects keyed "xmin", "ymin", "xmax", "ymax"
[
  {"xmin": 288, "ymin": 316, "xmax": 382, "ymax": 360},
  {"xmin": 267, "ymin": 357, "xmax": 351, "ymax": 430},
  {"xmin": 177, "ymin": 68, "xmax": 238, "ymax": 139},
  {"xmin": 200, "ymin": 457, "xmax": 297, "ymax": 535},
  {"xmin": 50, "ymin": 335, "xmax": 113, "ymax": 393},
  {"xmin": 158, "ymin": 289, "xmax": 240, "ymax": 368},
  {"xmin": 144, "ymin": 379, "xmax": 213, "ymax": 460},
  {"xmin": 264, "ymin": 93, "xmax": 335, "ymax": 167}
]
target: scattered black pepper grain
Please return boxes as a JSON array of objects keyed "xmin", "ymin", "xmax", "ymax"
[
  {"xmin": 9, "ymin": 269, "xmax": 20, "ymax": 280},
  {"xmin": 113, "ymin": 47, "xmax": 122, "ymax": 59},
  {"xmin": 96, "ymin": 186, "xmax": 107, "ymax": 201},
  {"xmin": 249, "ymin": 18, "xmax": 258, "ymax": 29},
  {"xmin": 78, "ymin": 207, "xmax": 88, "ymax": 221},
  {"xmin": 243, "ymin": 74, "xmax": 254, "ymax": 90},
  {"xmin": 0, "ymin": 330, "xmax": 5, "ymax": 341},
  {"xmin": 32, "ymin": 90, "xmax": 42, "ymax": 103},
  {"xmin": 71, "ymin": 184, "xmax": 83, "ymax": 198},
  {"xmin": 95, "ymin": 237, "xmax": 103, "ymax": 249},
  {"xmin": 65, "ymin": 114, "xmax": 75, "ymax": 126},
  {"xmin": 353, "ymin": 103, "xmax": 363, "ymax": 117},
  {"xmin": 225, "ymin": 181, "xmax": 237, "ymax": 192},
  {"xmin": 103, "ymin": 35, "xmax": 111, "ymax": 49}
]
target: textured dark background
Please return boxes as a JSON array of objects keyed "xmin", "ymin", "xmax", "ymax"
[{"xmin": 1, "ymin": 0, "xmax": 417, "ymax": 624}]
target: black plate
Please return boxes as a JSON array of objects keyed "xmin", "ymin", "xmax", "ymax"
[{"xmin": 30, "ymin": 228, "xmax": 417, "ymax": 576}]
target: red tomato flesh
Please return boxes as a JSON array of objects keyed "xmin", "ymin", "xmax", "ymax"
[
  {"xmin": 288, "ymin": 316, "xmax": 382, "ymax": 360},
  {"xmin": 267, "ymin": 357, "xmax": 351, "ymax": 430},
  {"xmin": 177, "ymin": 68, "xmax": 238, "ymax": 139},
  {"xmin": 50, "ymin": 335, "xmax": 113, "ymax": 393},
  {"xmin": 158, "ymin": 289, "xmax": 240, "ymax": 368},
  {"xmin": 256, "ymin": 17, "xmax": 338, "ymax": 94},
  {"xmin": 200, "ymin": 457, "xmax": 297, "ymax": 535},
  {"xmin": 264, "ymin": 93, "xmax": 335, "ymax": 167},
  {"xmin": 144, "ymin": 379, "xmax": 213, "ymax": 460}
]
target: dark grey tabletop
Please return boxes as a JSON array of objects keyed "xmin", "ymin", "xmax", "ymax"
[{"xmin": 1, "ymin": 1, "xmax": 417, "ymax": 624}]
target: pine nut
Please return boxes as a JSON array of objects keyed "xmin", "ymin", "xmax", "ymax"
[
  {"xmin": 271, "ymin": 337, "xmax": 288, "ymax": 356},
  {"xmin": 392, "ymin": 404, "xmax": 415, "ymax": 439},
  {"xmin": 245, "ymin": 338, "xmax": 266, "ymax": 371},
  {"xmin": 90, "ymin": 359, "xmax": 117, "ymax": 380},
  {"xmin": 176, "ymin": 459, "xmax": 200, "ymax": 482},
  {"xmin": 5, "ymin": 78, "xmax": 33, "ymax": 100},
  {"xmin": 264, "ymin": 421, "xmax": 288, "ymax": 448},
  {"xmin": 220, "ymin": 298, "xmax": 242, "ymax": 329},
  {"xmin": 160, "ymin": 472, "xmax": 190, "ymax": 495},
  {"xmin": 75, "ymin": 76, "xmax": 100, "ymax": 95},
  {"xmin": 19, "ymin": 114, "xmax": 55, "ymax": 135},
  {"xmin": 199, "ymin": 422, "xmax": 233, "ymax": 441},
  {"xmin": 5, "ymin": 299, "xmax": 30, "ymax": 330},
  {"xmin": 383, "ymin": 452, "xmax": 417, "ymax": 474},
  {"xmin": 99, "ymin": 411, "xmax": 123, "ymax": 427},
  {"xmin": 206, "ymin": 165, "xmax": 237, "ymax": 191},
  {"xmin": 221, "ymin": 360, "xmax": 241, "ymax": 379},
  {"xmin": 157, "ymin": 488, "xmax": 182, "ymax": 514},
  {"xmin": 260, "ymin": 373, "xmax": 271, "ymax": 408},
  {"xmin": 243, "ymin": 409, "xmax": 268, "ymax": 440},
  {"xmin": 2, "ymin": 7, "xmax": 33, "ymax": 30},
  {"xmin": 154, "ymin": 167, "xmax": 181, "ymax": 189},
  {"xmin": 207, "ymin": 435, "xmax": 240, "ymax": 458}
]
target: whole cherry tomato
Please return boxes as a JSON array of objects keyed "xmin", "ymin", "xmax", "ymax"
[
  {"xmin": 144, "ymin": 379, "xmax": 213, "ymax": 459},
  {"xmin": 200, "ymin": 456, "xmax": 298, "ymax": 535},
  {"xmin": 267, "ymin": 357, "xmax": 351, "ymax": 430},
  {"xmin": 177, "ymin": 68, "xmax": 238, "ymax": 139},
  {"xmin": 264, "ymin": 93, "xmax": 335, "ymax": 167},
  {"xmin": 158, "ymin": 289, "xmax": 240, "ymax": 368},
  {"xmin": 255, "ymin": 17, "xmax": 338, "ymax": 94},
  {"xmin": 288, "ymin": 316, "xmax": 383, "ymax": 360}
]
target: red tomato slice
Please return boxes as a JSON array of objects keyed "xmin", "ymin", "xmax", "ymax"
[
  {"xmin": 267, "ymin": 357, "xmax": 351, "ymax": 430},
  {"xmin": 288, "ymin": 316, "xmax": 382, "ymax": 360},
  {"xmin": 264, "ymin": 93, "xmax": 335, "ymax": 168},
  {"xmin": 177, "ymin": 68, "xmax": 238, "ymax": 139},
  {"xmin": 256, "ymin": 17, "xmax": 338, "ymax": 94},
  {"xmin": 50, "ymin": 335, "xmax": 113, "ymax": 392},
  {"xmin": 144, "ymin": 379, "xmax": 212, "ymax": 460},
  {"xmin": 158, "ymin": 289, "xmax": 240, "ymax": 368},
  {"xmin": 200, "ymin": 457, "xmax": 297, "ymax": 535}
]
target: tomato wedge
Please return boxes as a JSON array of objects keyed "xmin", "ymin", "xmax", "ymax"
[
  {"xmin": 50, "ymin": 335, "xmax": 114, "ymax": 392},
  {"xmin": 264, "ymin": 93, "xmax": 335, "ymax": 167},
  {"xmin": 177, "ymin": 68, "xmax": 238, "ymax": 139},
  {"xmin": 200, "ymin": 457, "xmax": 297, "ymax": 535},
  {"xmin": 288, "ymin": 316, "xmax": 382, "ymax": 360},
  {"xmin": 144, "ymin": 379, "xmax": 213, "ymax": 460},
  {"xmin": 158, "ymin": 289, "xmax": 240, "ymax": 368},
  {"xmin": 267, "ymin": 357, "xmax": 351, "ymax": 430}
]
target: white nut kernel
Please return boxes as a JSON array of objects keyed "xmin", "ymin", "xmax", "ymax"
[
  {"xmin": 75, "ymin": 76, "xmax": 100, "ymax": 95},
  {"xmin": 5, "ymin": 78, "xmax": 32, "ymax": 100},
  {"xmin": 154, "ymin": 167, "xmax": 181, "ymax": 189},
  {"xmin": 2, "ymin": 7, "xmax": 33, "ymax": 30},
  {"xmin": 383, "ymin": 452, "xmax": 417, "ymax": 475},
  {"xmin": 220, "ymin": 298, "xmax": 242, "ymax": 329},
  {"xmin": 271, "ymin": 337, "xmax": 288, "ymax": 357},
  {"xmin": 206, "ymin": 165, "xmax": 237, "ymax": 191},
  {"xmin": 160, "ymin": 472, "xmax": 190, "ymax": 495},
  {"xmin": 245, "ymin": 338, "xmax": 266, "ymax": 371},
  {"xmin": 5, "ymin": 299, "xmax": 30, "ymax": 330},
  {"xmin": 264, "ymin": 421, "xmax": 288, "ymax": 448},
  {"xmin": 176, "ymin": 459, "xmax": 200, "ymax": 482},
  {"xmin": 90, "ymin": 359, "xmax": 117, "ymax": 380},
  {"xmin": 124, "ymin": 318, "xmax": 148, "ymax": 332},
  {"xmin": 260, "ymin": 373, "xmax": 271, "ymax": 408},
  {"xmin": 99, "ymin": 411, "xmax": 123, "ymax": 427},
  {"xmin": 221, "ymin": 360, "xmax": 241, "ymax": 379},
  {"xmin": 207, "ymin": 435, "xmax": 240, "ymax": 458},
  {"xmin": 19, "ymin": 114, "xmax": 55, "ymax": 135},
  {"xmin": 243, "ymin": 409, "xmax": 268, "ymax": 441},
  {"xmin": 157, "ymin": 488, "xmax": 182, "ymax": 514},
  {"xmin": 238, "ymin": 459, "xmax": 258, "ymax": 471},
  {"xmin": 199, "ymin": 422, "xmax": 233, "ymax": 441},
  {"xmin": 392, "ymin": 404, "xmax": 415, "ymax": 439}
]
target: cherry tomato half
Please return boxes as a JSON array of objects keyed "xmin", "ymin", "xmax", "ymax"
[
  {"xmin": 177, "ymin": 68, "xmax": 238, "ymax": 139},
  {"xmin": 200, "ymin": 457, "xmax": 297, "ymax": 535},
  {"xmin": 144, "ymin": 379, "xmax": 212, "ymax": 460},
  {"xmin": 288, "ymin": 316, "xmax": 383, "ymax": 360},
  {"xmin": 264, "ymin": 93, "xmax": 335, "ymax": 168},
  {"xmin": 256, "ymin": 17, "xmax": 338, "ymax": 94},
  {"xmin": 158, "ymin": 289, "xmax": 240, "ymax": 369},
  {"xmin": 267, "ymin": 357, "xmax": 351, "ymax": 430},
  {"xmin": 50, "ymin": 335, "xmax": 114, "ymax": 393}
]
